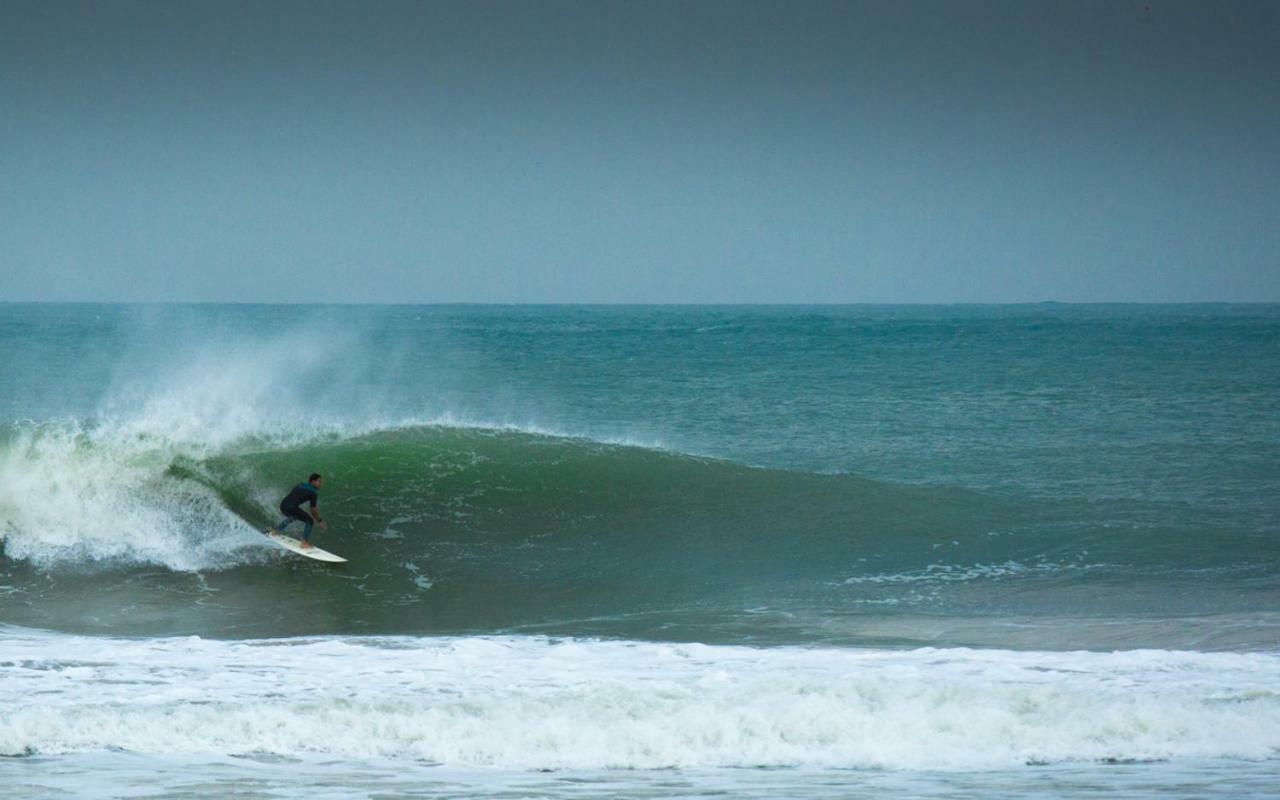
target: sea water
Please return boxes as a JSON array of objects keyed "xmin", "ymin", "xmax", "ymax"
[{"xmin": 1, "ymin": 303, "xmax": 1278, "ymax": 797}]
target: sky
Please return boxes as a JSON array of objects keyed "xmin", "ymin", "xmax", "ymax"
[{"xmin": 1, "ymin": 0, "xmax": 1277, "ymax": 303}]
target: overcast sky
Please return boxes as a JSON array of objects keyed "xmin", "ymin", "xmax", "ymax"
[{"xmin": 1, "ymin": 0, "xmax": 1277, "ymax": 303}]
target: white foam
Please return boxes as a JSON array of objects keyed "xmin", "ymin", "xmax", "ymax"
[
  {"xmin": 0, "ymin": 418, "xmax": 255, "ymax": 570},
  {"xmin": 0, "ymin": 328, "xmax": 365, "ymax": 569},
  {"xmin": 2, "ymin": 631, "xmax": 1278, "ymax": 771},
  {"xmin": 844, "ymin": 561, "xmax": 1115, "ymax": 585}
]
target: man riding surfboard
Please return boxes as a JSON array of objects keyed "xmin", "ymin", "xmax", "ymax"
[{"xmin": 272, "ymin": 473, "xmax": 328, "ymax": 549}]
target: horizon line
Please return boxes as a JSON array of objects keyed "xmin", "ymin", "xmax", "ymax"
[{"xmin": 2, "ymin": 299, "xmax": 1279, "ymax": 308}]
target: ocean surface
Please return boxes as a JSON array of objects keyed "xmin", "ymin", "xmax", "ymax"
[{"xmin": 1, "ymin": 303, "xmax": 1278, "ymax": 798}]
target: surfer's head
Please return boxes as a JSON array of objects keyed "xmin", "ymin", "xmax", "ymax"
[{"xmin": 309, "ymin": 473, "xmax": 323, "ymax": 488}]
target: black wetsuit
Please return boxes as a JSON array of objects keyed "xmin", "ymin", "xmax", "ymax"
[{"xmin": 276, "ymin": 482, "xmax": 319, "ymax": 538}]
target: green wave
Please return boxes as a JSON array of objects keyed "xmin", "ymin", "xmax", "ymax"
[
  {"xmin": 200, "ymin": 425, "xmax": 1013, "ymax": 581},
  {"xmin": 4, "ymin": 425, "xmax": 1277, "ymax": 644}
]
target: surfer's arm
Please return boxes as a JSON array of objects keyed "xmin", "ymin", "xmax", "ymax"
[{"xmin": 311, "ymin": 501, "xmax": 326, "ymax": 527}]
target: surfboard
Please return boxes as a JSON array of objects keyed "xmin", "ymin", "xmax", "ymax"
[{"xmin": 263, "ymin": 529, "xmax": 347, "ymax": 563}]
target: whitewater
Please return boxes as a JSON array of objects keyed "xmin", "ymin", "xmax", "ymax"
[{"xmin": 2, "ymin": 303, "xmax": 1278, "ymax": 798}]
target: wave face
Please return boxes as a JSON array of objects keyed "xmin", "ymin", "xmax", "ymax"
[
  {"xmin": 1, "ymin": 304, "xmax": 1279, "ymax": 649},
  {"xmin": 1, "ymin": 420, "xmax": 1276, "ymax": 648},
  {"xmin": 4, "ymin": 629, "xmax": 1279, "ymax": 770}
]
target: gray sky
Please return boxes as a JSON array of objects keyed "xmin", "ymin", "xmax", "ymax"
[{"xmin": 1, "ymin": 0, "xmax": 1277, "ymax": 303}]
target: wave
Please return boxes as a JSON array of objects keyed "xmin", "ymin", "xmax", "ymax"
[
  {"xmin": 0, "ymin": 411, "xmax": 656, "ymax": 569},
  {"xmin": 0, "ymin": 401, "xmax": 999, "ymax": 567},
  {"xmin": 2, "ymin": 630, "xmax": 1278, "ymax": 770},
  {"xmin": 1, "ymin": 406, "xmax": 1276, "ymax": 645}
]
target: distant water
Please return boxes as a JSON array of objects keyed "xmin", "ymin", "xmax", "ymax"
[{"xmin": 2, "ymin": 304, "xmax": 1278, "ymax": 797}]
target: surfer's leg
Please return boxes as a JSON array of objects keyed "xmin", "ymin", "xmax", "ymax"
[
  {"xmin": 284, "ymin": 508, "xmax": 315, "ymax": 545},
  {"xmin": 276, "ymin": 504, "xmax": 298, "ymax": 533},
  {"xmin": 277, "ymin": 507, "xmax": 312, "ymax": 540}
]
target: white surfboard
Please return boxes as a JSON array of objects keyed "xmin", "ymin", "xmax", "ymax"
[{"xmin": 263, "ymin": 529, "xmax": 347, "ymax": 563}]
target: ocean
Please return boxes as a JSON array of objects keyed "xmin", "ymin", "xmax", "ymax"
[{"xmin": 1, "ymin": 303, "xmax": 1278, "ymax": 798}]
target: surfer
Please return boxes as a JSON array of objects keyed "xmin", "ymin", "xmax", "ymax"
[{"xmin": 272, "ymin": 473, "xmax": 327, "ymax": 549}]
